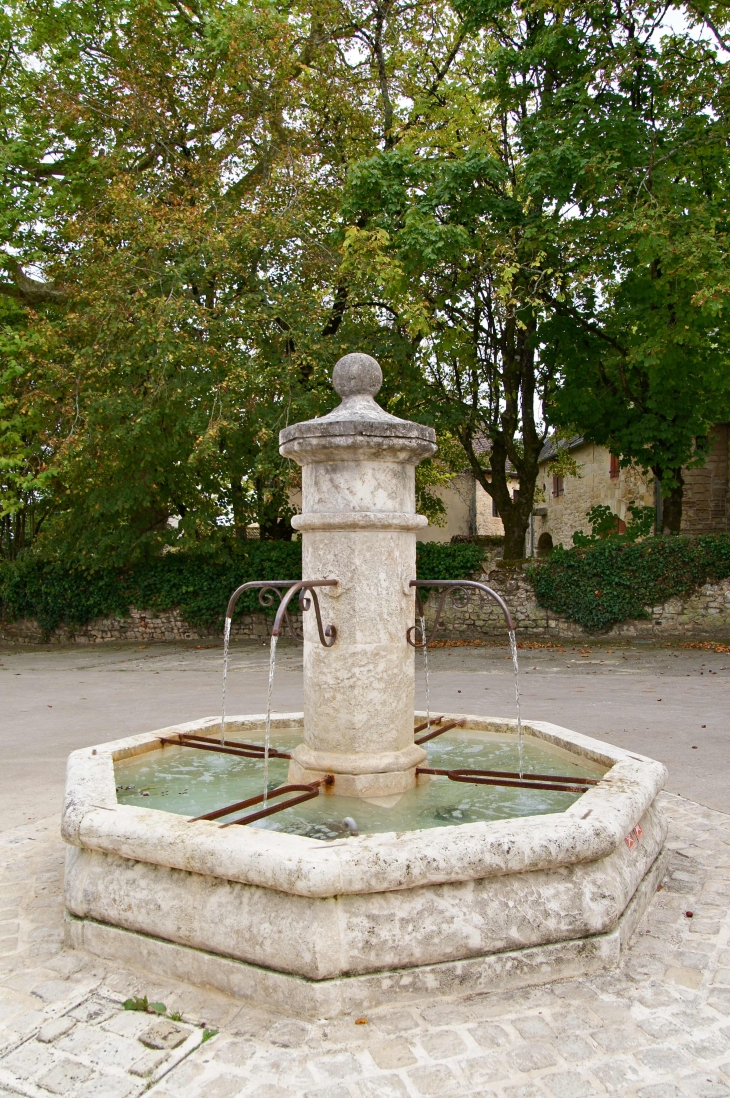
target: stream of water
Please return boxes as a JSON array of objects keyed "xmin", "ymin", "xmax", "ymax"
[
  {"xmin": 220, "ymin": 615, "xmax": 232, "ymax": 746},
  {"xmin": 419, "ymin": 614, "xmax": 430, "ymax": 734},
  {"xmin": 508, "ymin": 629, "xmax": 524, "ymax": 778},
  {"xmin": 263, "ymin": 634, "xmax": 278, "ymax": 808}
]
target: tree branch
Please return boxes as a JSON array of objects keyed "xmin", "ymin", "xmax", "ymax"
[
  {"xmin": 0, "ymin": 258, "xmax": 67, "ymax": 305},
  {"xmin": 322, "ymin": 284, "xmax": 349, "ymax": 336}
]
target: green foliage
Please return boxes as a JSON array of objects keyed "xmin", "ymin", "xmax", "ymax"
[
  {"xmin": 528, "ymin": 535, "xmax": 730, "ymax": 632},
  {"xmin": 0, "ymin": 541, "xmax": 484, "ymax": 631},
  {"xmin": 546, "ymin": 439, "xmax": 584, "ymax": 481},
  {"xmin": 0, "ymin": 543, "xmax": 302, "ymax": 632},
  {"xmin": 123, "ymin": 997, "xmax": 166, "ymax": 1014},
  {"xmin": 415, "ymin": 541, "xmax": 487, "ymax": 600},
  {"xmin": 415, "ymin": 541, "xmax": 486, "ymax": 580},
  {"xmin": 624, "ymin": 505, "xmax": 656, "ymax": 542},
  {"xmin": 525, "ymin": 0, "xmax": 730, "ymax": 530},
  {"xmin": 415, "ymin": 435, "xmax": 469, "ymax": 527},
  {"xmin": 4, "ymin": 0, "xmax": 727, "ymax": 563},
  {"xmin": 572, "ymin": 503, "xmax": 655, "ymax": 546},
  {"xmin": 0, "ymin": 0, "xmax": 460, "ymax": 560}
]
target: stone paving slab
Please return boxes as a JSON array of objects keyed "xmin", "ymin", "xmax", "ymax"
[{"xmin": 0, "ymin": 794, "xmax": 730, "ymax": 1096}]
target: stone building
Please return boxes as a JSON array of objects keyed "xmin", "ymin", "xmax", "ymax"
[
  {"xmin": 417, "ymin": 467, "xmax": 520, "ymax": 542},
  {"xmin": 533, "ymin": 424, "xmax": 729, "ymax": 554},
  {"xmin": 295, "ymin": 424, "xmax": 728, "ymax": 549}
]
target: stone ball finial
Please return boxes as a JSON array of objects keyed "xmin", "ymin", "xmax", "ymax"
[{"xmin": 332, "ymin": 353, "xmax": 382, "ymax": 400}]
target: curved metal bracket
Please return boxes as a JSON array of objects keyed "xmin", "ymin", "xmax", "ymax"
[
  {"xmin": 225, "ymin": 580, "xmax": 299, "ymax": 622},
  {"xmin": 272, "ymin": 580, "xmax": 337, "ymax": 647},
  {"xmin": 223, "ymin": 579, "xmax": 337, "ymax": 646},
  {"xmin": 407, "ymin": 579, "xmax": 515, "ymax": 647}
]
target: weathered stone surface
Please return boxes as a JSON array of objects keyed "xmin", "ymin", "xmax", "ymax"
[
  {"xmin": 62, "ymin": 711, "xmax": 666, "ymax": 998},
  {"xmin": 0, "ymin": 604, "xmax": 280, "ymax": 646},
  {"xmin": 427, "ymin": 566, "xmax": 730, "ymax": 641},
  {"xmin": 37, "ymin": 1015, "xmax": 76, "ymax": 1043},
  {"xmin": 281, "ymin": 353, "xmax": 436, "ymax": 796},
  {"xmin": 139, "ymin": 1019, "xmax": 188, "ymax": 1050}
]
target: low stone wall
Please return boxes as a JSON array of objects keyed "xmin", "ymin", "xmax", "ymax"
[
  {"xmin": 422, "ymin": 567, "xmax": 730, "ymax": 641},
  {"xmin": 2, "ymin": 570, "xmax": 729, "ymax": 644},
  {"xmin": 0, "ymin": 605, "xmax": 298, "ymax": 646}
]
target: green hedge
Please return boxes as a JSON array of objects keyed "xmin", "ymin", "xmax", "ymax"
[
  {"xmin": 527, "ymin": 534, "xmax": 730, "ymax": 631},
  {"xmin": 415, "ymin": 540, "xmax": 487, "ymax": 582},
  {"xmin": 0, "ymin": 540, "xmax": 486, "ymax": 634}
]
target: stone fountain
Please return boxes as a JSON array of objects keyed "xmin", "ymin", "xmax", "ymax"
[
  {"xmin": 62, "ymin": 353, "xmax": 668, "ymax": 1018},
  {"xmin": 281, "ymin": 351, "xmax": 436, "ymax": 799}
]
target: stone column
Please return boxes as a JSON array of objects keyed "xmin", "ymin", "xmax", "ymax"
[{"xmin": 279, "ymin": 353, "xmax": 437, "ymax": 799}]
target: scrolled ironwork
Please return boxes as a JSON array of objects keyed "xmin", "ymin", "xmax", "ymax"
[
  {"xmin": 407, "ymin": 579, "xmax": 515, "ymax": 647},
  {"xmin": 223, "ymin": 579, "xmax": 337, "ymax": 646},
  {"xmin": 272, "ymin": 580, "xmax": 337, "ymax": 647}
]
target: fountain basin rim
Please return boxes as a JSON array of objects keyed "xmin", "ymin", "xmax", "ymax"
[{"xmin": 63, "ymin": 712, "xmax": 666, "ymax": 899}]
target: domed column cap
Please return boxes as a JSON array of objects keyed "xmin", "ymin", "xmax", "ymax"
[
  {"xmin": 332, "ymin": 353, "xmax": 383, "ymax": 400},
  {"xmin": 279, "ymin": 352, "xmax": 436, "ymax": 464}
]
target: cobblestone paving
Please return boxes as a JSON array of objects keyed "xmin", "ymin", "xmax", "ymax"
[{"xmin": 1, "ymin": 792, "xmax": 729, "ymax": 1097}]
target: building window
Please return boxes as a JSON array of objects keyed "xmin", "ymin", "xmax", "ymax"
[
  {"xmin": 552, "ymin": 475, "xmax": 564, "ymax": 497},
  {"xmin": 512, "ymin": 488, "xmax": 519, "ymax": 502},
  {"xmin": 492, "ymin": 496, "xmax": 499, "ymax": 518},
  {"xmin": 610, "ymin": 454, "xmax": 620, "ymax": 479}
]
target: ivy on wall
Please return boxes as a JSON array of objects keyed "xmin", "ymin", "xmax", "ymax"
[
  {"xmin": 0, "ymin": 541, "xmax": 486, "ymax": 634},
  {"xmin": 0, "ymin": 543, "xmax": 303, "ymax": 633},
  {"xmin": 527, "ymin": 534, "xmax": 730, "ymax": 631}
]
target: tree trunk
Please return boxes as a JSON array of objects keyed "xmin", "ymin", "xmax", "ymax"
[
  {"xmin": 502, "ymin": 513, "xmax": 529, "ymax": 559},
  {"xmin": 259, "ymin": 516, "xmax": 293, "ymax": 540},
  {"xmin": 462, "ymin": 436, "xmax": 534, "ymax": 560},
  {"xmin": 255, "ymin": 477, "xmax": 293, "ymax": 541},
  {"xmin": 461, "ymin": 420, "xmax": 538, "ymax": 561},
  {"xmin": 230, "ymin": 478, "xmax": 248, "ymax": 542},
  {"xmin": 660, "ymin": 471, "xmax": 684, "ymax": 534}
]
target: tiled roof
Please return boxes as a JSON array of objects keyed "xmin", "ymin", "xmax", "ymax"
[{"xmin": 538, "ymin": 434, "xmax": 585, "ymax": 463}]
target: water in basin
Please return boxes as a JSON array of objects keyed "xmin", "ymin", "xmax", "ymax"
[{"xmin": 115, "ymin": 727, "xmax": 605, "ymax": 840}]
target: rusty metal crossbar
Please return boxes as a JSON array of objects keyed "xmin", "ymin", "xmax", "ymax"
[
  {"xmin": 179, "ymin": 732, "xmax": 292, "ymax": 757},
  {"xmin": 414, "ymin": 718, "xmax": 465, "ymax": 745},
  {"xmin": 189, "ymin": 776, "xmax": 333, "ymax": 827},
  {"xmin": 414, "ymin": 716, "xmax": 444, "ymax": 735},
  {"xmin": 416, "ymin": 766, "xmax": 599, "ymax": 794},
  {"xmin": 160, "ymin": 733, "xmax": 292, "ymax": 761}
]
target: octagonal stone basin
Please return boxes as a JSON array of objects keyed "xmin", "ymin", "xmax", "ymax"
[
  {"xmin": 62, "ymin": 714, "xmax": 667, "ymax": 1018},
  {"xmin": 114, "ymin": 721, "xmax": 606, "ymax": 837}
]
